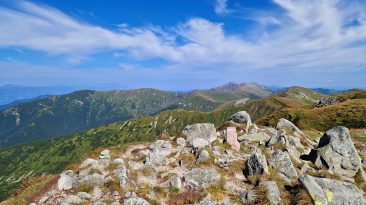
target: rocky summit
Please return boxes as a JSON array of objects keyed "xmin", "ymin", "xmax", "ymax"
[{"xmin": 7, "ymin": 111, "xmax": 366, "ymax": 205}]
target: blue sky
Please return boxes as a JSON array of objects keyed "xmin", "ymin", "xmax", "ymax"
[{"xmin": 0, "ymin": 0, "xmax": 366, "ymax": 90}]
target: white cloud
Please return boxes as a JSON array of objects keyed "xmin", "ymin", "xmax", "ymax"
[
  {"xmin": 214, "ymin": 0, "xmax": 230, "ymax": 15},
  {"xmin": 0, "ymin": 0, "xmax": 366, "ymax": 88}
]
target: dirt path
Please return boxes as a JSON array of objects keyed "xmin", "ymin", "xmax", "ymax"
[{"xmin": 26, "ymin": 175, "xmax": 59, "ymax": 204}]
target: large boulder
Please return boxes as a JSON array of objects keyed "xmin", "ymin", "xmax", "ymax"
[
  {"xmin": 183, "ymin": 123, "xmax": 217, "ymax": 145},
  {"xmin": 244, "ymin": 148, "xmax": 269, "ymax": 177},
  {"xmin": 185, "ymin": 168, "xmax": 221, "ymax": 189},
  {"xmin": 58, "ymin": 170, "xmax": 77, "ymax": 191},
  {"xmin": 145, "ymin": 140, "xmax": 172, "ymax": 166},
  {"xmin": 268, "ymin": 151, "xmax": 298, "ymax": 183},
  {"xmin": 231, "ymin": 111, "xmax": 252, "ymax": 125},
  {"xmin": 300, "ymin": 174, "xmax": 366, "ymax": 205},
  {"xmin": 308, "ymin": 126, "xmax": 365, "ymax": 179},
  {"xmin": 276, "ymin": 118, "xmax": 304, "ymax": 136}
]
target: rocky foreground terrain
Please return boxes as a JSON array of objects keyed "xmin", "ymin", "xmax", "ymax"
[{"xmin": 19, "ymin": 111, "xmax": 366, "ymax": 205}]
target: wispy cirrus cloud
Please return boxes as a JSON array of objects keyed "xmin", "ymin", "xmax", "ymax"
[{"xmin": 0, "ymin": 0, "xmax": 366, "ymax": 89}]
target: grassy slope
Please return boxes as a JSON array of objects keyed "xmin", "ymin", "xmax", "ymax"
[
  {"xmin": 257, "ymin": 99, "xmax": 366, "ymax": 131},
  {"xmin": 277, "ymin": 86, "xmax": 325, "ymax": 105}
]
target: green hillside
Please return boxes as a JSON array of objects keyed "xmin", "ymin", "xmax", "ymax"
[
  {"xmin": 0, "ymin": 84, "xmax": 273, "ymax": 148},
  {"xmin": 257, "ymin": 99, "xmax": 366, "ymax": 131},
  {"xmin": 277, "ymin": 86, "xmax": 325, "ymax": 105}
]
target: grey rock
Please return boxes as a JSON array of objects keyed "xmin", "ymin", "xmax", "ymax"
[
  {"xmin": 61, "ymin": 195, "xmax": 87, "ymax": 204},
  {"xmin": 309, "ymin": 126, "xmax": 365, "ymax": 179},
  {"xmin": 185, "ymin": 168, "xmax": 221, "ymax": 189},
  {"xmin": 238, "ymin": 132, "xmax": 271, "ymax": 143},
  {"xmin": 169, "ymin": 175, "xmax": 182, "ymax": 190},
  {"xmin": 244, "ymin": 148, "xmax": 269, "ymax": 177},
  {"xmin": 192, "ymin": 138, "xmax": 209, "ymax": 149},
  {"xmin": 145, "ymin": 140, "xmax": 172, "ymax": 166},
  {"xmin": 239, "ymin": 189, "xmax": 257, "ymax": 204},
  {"xmin": 269, "ymin": 151, "xmax": 298, "ymax": 183},
  {"xmin": 176, "ymin": 137, "xmax": 186, "ymax": 146},
  {"xmin": 247, "ymin": 124, "xmax": 259, "ymax": 134},
  {"xmin": 260, "ymin": 181, "xmax": 281, "ymax": 205},
  {"xmin": 231, "ymin": 111, "xmax": 252, "ymax": 125},
  {"xmin": 300, "ymin": 174, "xmax": 366, "ymax": 205},
  {"xmin": 116, "ymin": 159, "xmax": 128, "ymax": 188},
  {"xmin": 183, "ymin": 123, "xmax": 217, "ymax": 145},
  {"xmin": 212, "ymin": 147, "xmax": 245, "ymax": 168},
  {"xmin": 276, "ymin": 118, "xmax": 304, "ymax": 136},
  {"xmin": 58, "ymin": 170, "xmax": 77, "ymax": 191},
  {"xmin": 78, "ymin": 173, "xmax": 105, "ymax": 187},
  {"xmin": 124, "ymin": 197, "xmax": 150, "ymax": 205},
  {"xmin": 196, "ymin": 150, "xmax": 211, "ymax": 164}
]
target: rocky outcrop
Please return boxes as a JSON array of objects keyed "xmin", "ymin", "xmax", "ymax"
[
  {"xmin": 314, "ymin": 96, "xmax": 341, "ymax": 108},
  {"xmin": 244, "ymin": 148, "xmax": 269, "ymax": 177},
  {"xmin": 183, "ymin": 123, "xmax": 217, "ymax": 145},
  {"xmin": 300, "ymin": 174, "xmax": 366, "ymax": 205},
  {"xmin": 307, "ymin": 126, "xmax": 366, "ymax": 179}
]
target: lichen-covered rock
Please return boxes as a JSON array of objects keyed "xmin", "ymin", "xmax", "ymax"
[
  {"xmin": 185, "ymin": 168, "xmax": 221, "ymax": 189},
  {"xmin": 58, "ymin": 170, "xmax": 77, "ymax": 191},
  {"xmin": 244, "ymin": 149, "xmax": 269, "ymax": 177},
  {"xmin": 260, "ymin": 181, "xmax": 281, "ymax": 205},
  {"xmin": 269, "ymin": 151, "xmax": 298, "ymax": 183},
  {"xmin": 308, "ymin": 126, "xmax": 365, "ymax": 179},
  {"xmin": 183, "ymin": 123, "xmax": 217, "ymax": 145},
  {"xmin": 300, "ymin": 174, "xmax": 366, "ymax": 205},
  {"xmin": 276, "ymin": 118, "xmax": 304, "ymax": 136}
]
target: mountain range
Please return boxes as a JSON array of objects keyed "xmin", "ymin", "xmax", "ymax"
[{"xmin": 0, "ymin": 83, "xmax": 273, "ymax": 148}]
